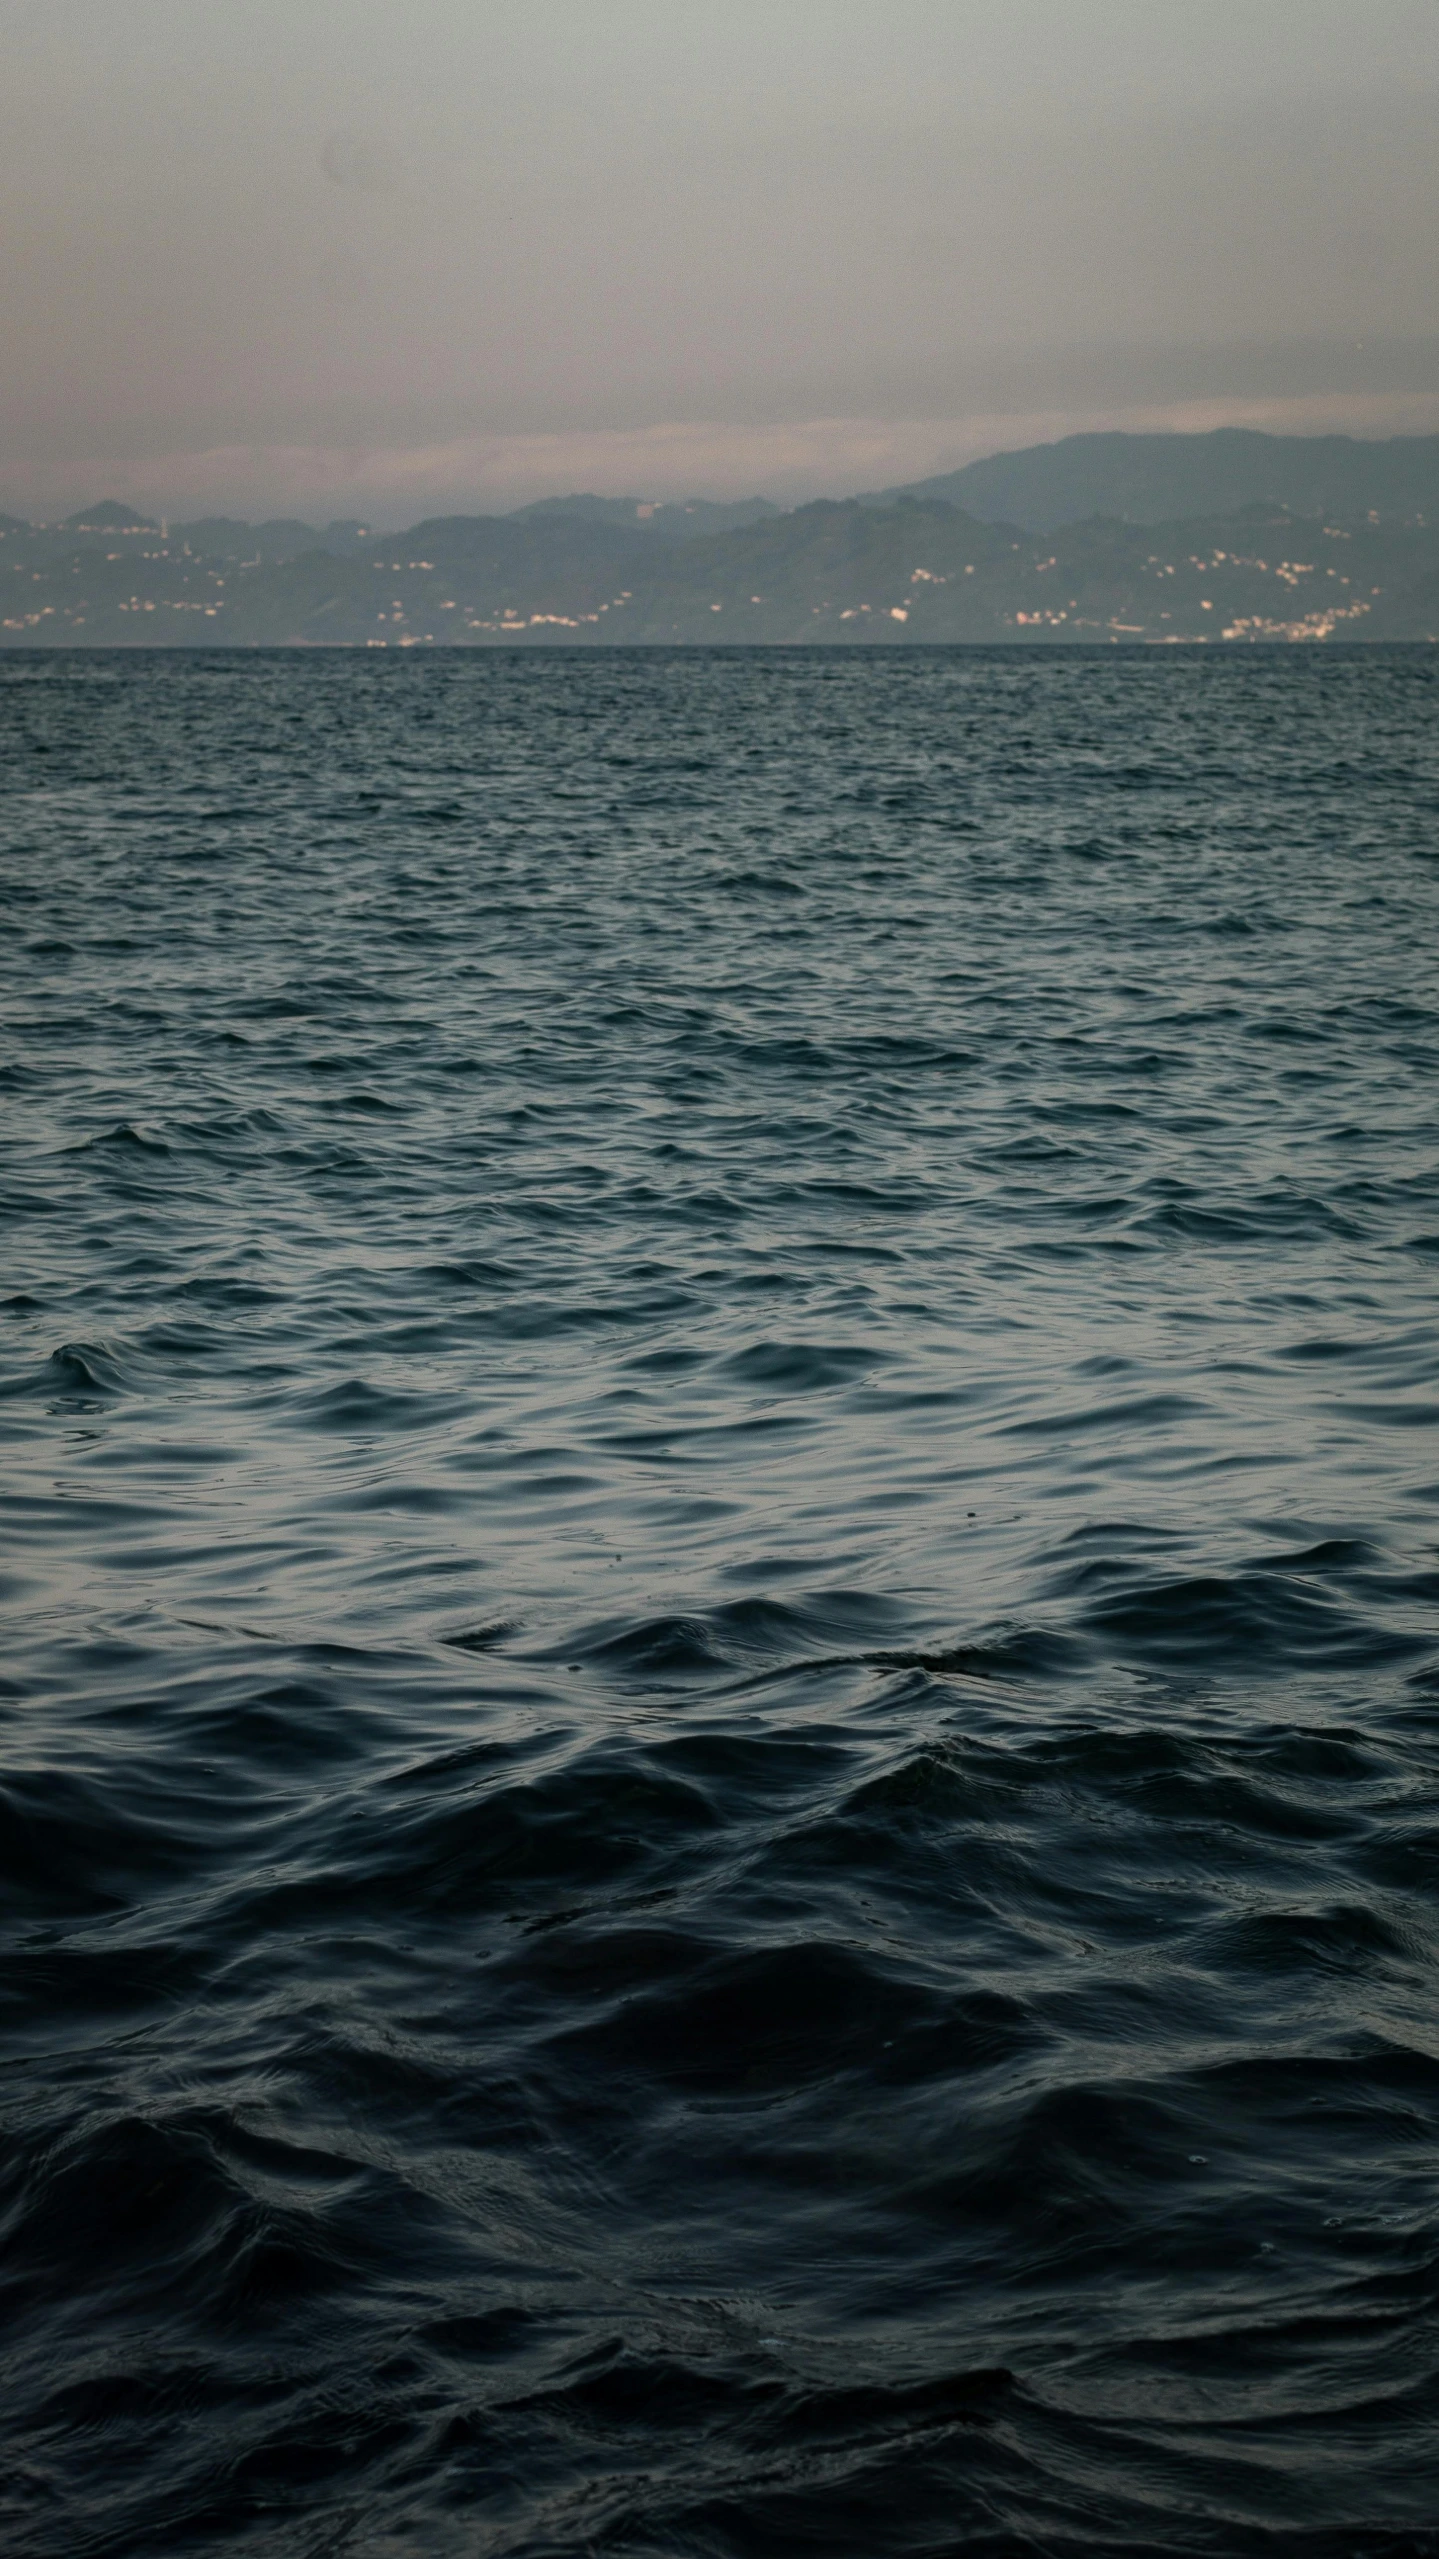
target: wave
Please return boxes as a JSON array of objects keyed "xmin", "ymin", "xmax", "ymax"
[{"xmin": 4, "ymin": 647, "xmax": 1439, "ymax": 2553}]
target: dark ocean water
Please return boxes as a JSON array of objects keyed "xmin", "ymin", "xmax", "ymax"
[{"xmin": 3, "ymin": 645, "xmax": 1439, "ymax": 2558}]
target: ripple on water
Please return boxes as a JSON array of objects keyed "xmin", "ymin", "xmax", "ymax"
[{"xmin": 2, "ymin": 647, "xmax": 1439, "ymax": 2555}]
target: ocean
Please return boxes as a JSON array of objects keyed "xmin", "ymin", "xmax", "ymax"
[{"xmin": 3, "ymin": 644, "xmax": 1439, "ymax": 2555}]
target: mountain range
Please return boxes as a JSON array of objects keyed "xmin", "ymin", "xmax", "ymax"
[
  {"xmin": 3, "ymin": 432, "xmax": 1437, "ymax": 647},
  {"xmin": 874, "ymin": 427, "xmax": 1439, "ymax": 530}
]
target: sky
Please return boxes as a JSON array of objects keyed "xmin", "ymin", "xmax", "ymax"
[{"xmin": 4, "ymin": 0, "xmax": 1438, "ymax": 525}]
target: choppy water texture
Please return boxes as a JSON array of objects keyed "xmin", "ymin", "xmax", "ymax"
[{"xmin": 4, "ymin": 646, "xmax": 1439, "ymax": 2557}]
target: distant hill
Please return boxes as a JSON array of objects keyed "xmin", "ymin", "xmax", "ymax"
[
  {"xmin": 62, "ymin": 501, "xmax": 162, "ymax": 534},
  {"xmin": 886, "ymin": 430, "xmax": 1439, "ymax": 531},
  {"xmin": 4, "ymin": 447, "xmax": 1439, "ymax": 645},
  {"xmin": 509, "ymin": 494, "xmax": 779, "ymax": 540},
  {"xmin": 172, "ymin": 518, "xmax": 333, "ymax": 562},
  {"xmin": 171, "ymin": 518, "xmax": 377, "ymax": 560}
]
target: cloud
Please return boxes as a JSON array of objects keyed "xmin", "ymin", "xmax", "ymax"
[{"xmin": 320, "ymin": 130, "xmax": 401, "ymax": 195}]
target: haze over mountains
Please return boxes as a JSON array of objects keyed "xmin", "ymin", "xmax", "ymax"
[
  {"xmin": 881, "ymin": 428, "xmax": 1439, "ymax": 530},
  {"xmin": 4, "ymin": 432, "xmax": 1438, "ymax": 647}
]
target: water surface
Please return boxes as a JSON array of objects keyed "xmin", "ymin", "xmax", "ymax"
[{"xmin": 3, "ymin": 647, "xmax": 1439, "ymax": 2554}]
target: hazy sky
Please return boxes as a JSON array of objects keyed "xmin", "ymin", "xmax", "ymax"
[{"xmin": 4, "ymin": 0, "xmax": 1438, "ymax": 523}]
